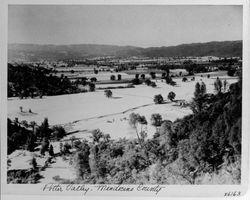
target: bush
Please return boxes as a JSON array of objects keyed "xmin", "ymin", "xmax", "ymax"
[
  {"xmin": 165, "ymin": 76, "xmax": 172, "ymax": 84},
  {"xmin": 168, "ymin": 91, "xmax": 176, "ymax": 102},
  {"xmin": 52, "ymin": 126, "xmax": 66, "ymax": 141},
  {"xmin": 104, "ymin": 89, "xmax": 112, "ymax": 98},
  {"xmin": 170, "ymin": 81, "xmax": 177, "ymax": 86},
  {"xmin": 150, "ymin": 82, "xmax": 157, "ymax": 88},
  {"xmin": 110, "ymin": 75, "xmax": 116, "ymax": 81},
  {"xmin": 154, "ymin": 94, "xmax": 164, "ymax": 104}
]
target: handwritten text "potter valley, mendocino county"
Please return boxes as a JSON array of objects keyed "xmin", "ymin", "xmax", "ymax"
[{"xmin": 42, "ymin": 184, "xmax": 165, "ymax": 195}]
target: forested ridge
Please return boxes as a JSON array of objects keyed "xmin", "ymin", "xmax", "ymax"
[{"xmin": 8, "ymin": 40, "xmax": 242, "ymax": 61}]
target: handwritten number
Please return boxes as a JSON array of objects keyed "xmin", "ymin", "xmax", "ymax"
[{"xmin": 224, "ymin": 191, "xmax": 241, "ymax": 197}]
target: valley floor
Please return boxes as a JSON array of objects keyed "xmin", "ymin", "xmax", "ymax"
[{"xmin": 7, "ymin": 73, "xmax": 238, "ymax": 183}]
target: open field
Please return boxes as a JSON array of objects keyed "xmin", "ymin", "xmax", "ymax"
[
  {"xmin": 8, "ymin": 74, "xmax": 238, "ymax": 139},
  {"xmin": 7, "ymin": 73, "xmax": 238, "ymax": 183}
]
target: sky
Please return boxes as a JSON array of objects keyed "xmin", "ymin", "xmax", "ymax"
[{"xmin": 8, "ymin": 5, "xmax": 242, "ymax": 47}]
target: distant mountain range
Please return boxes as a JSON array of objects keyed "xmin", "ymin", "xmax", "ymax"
[{"xmin": 8, "ymin": 40, "xmax": 242, "ymax": 62}]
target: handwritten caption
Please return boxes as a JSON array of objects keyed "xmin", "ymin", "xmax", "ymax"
[{"xmin": 42, "ymin": 183, "xmax": 165, "ymax": 195}]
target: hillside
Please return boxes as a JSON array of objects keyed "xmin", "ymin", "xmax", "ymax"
[
  {"xmin": 142, "ymin": 41, "xmax": 242, "ymax": 57},
  {"xmin": 8, "ymin": 40, "xmax": 242, "ymax": 62}
]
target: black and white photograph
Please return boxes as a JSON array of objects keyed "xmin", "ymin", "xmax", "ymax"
[{"xmin": 1, "ymin": 1, "xmax": 250, "ymax": 198}]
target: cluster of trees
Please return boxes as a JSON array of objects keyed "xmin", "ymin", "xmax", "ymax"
[
  {"xmin": 109, "ymin": 74, "xmax": 122, "ymax": 81},
  {"xmin": 8, "ymin": 64, "xmax": 80, "ymax": 98},
  {"xmin": 8, "ymin": 64, "xmax": 98, "ymax": 98},
  {"xmin": 69, "ymin": 77, "xmax": 241, "ymax": 184},
  {"xmin": 184, "ymin": 63, "xmax": 210, "ymax": 75},
  {"xmin": 7, "ymin": 117, "xmax": 66, "ymax": 155},
  {"xmin": 153, "ymin": 92, "xmax": 176, "ymax": 104}
]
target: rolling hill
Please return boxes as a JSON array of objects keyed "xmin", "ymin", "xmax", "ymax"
[{"xmin": 8, "ymin": 40, "xmax": 242, "ymax": 62}]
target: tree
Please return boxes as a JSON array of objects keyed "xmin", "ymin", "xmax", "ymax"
[
  {"xmin": 81, "ymin": 77, "xmax": 88, "ymax": 86},
  {"xmin": 159, "ymin": 120, "xmax": 174, "ymax": 151},
  {"xmin": 21, "ymin": 120, "xmax": 29, "ymax": 128},
  {"xmin": 104, "ymin": 89, "xmax": 112, "ymax": 98},
  {"xmin": 30, "ymin": 157, "xmax": 37, "ymax": 169},
  {"xmin": 200, "ymin": 82, "xmax": 207, "ymax": 96},
  {"xmin": 191, "ymin": 82, "xmax": 208, "ymax": 113},
  {"xmin": 110, "ymin": 75, "xmax": 116, "ymax": 81},
  {"xmin": 150, "ymin": 72, "xmax": 156, "ymax": 79},
  {"xmin": 151, "ymin": 113, "xmax": 162, "ymax": 127},
  {"xmin": 117, "ymin": 74, "xmax": 122, "ymax": 80},
  {"xmin": 166, "ymin": 68, "xmax": 170, "ymax": 77},
  {"xmin": 88, "ymin": 83, "xmax": 95, "ymax": 92},
  {"xmin": 223, "ymin": 79, "xmax": 228, "ymax": 92},
  {"xmin": 144, "ymin": 79, "xmax": 151, "ymax": 86},
  {"xmin": 52, "ymin": 126, "xmax": 66, "ymax": 141},
  {"xmin": 214, "ymin": 77, "xmax": 222, "ymax": 94},
  {"xmin": 129, "ymin": 113, "xmax": 147, "ymax": 146},
  {"xmin": 165, "ymin": 76, "xmax": 173, "ymax": 84},
  {"xmin": 25, "ymin": 133, "xmax": 36, "ymax": 151},
  {"xmin": 29, "ymin": 121, "xmax": 37, "ymax": 134},
  {"xmin": 59, "ymin": 142, "xmax": 64, "ymax": 154},
  {"xmin": 39, "ymin": 118, "xmax": 51, "ymax": 139},
  {"xmin": 90, "ymin": 77, "xmax": 97, "ymax": 82},
  {"xmin": 182, "ymin": 77, "xmax": 188, "ymax": 82},
  {"xmin": 91, "ymin": 129, "xmax": 104, "ymax": 144},
  {"xmin": 132, "ymin": 78, "xmax": 141, "ymax": 85},
  {"xmin": 227, "ymin": 68, "xmax": 236, "ymax": 76},
  {"xmin": 70, "ymin": 136, "xmax": 76, "ymax": 147},
  {"xmin": 63, "ymin": 142, "xmax": 71, "ymax": 154},
  {"xmin": 73, "ymin": 149, "xmax": 91, "ymax": 179},
  {"xmin": 185, "ymin": 63, "xmax": 196, "ymax": 75},
  {"xmin": 49, "ymin": 144, "xmax": 54, "ymax": 156},
  {"xmin": 40, "ymin": 137, "xmax": 49, "ymax": 155},
  {"xmin": 154, "ymin": 94, "xmax": 164, "ymax": 104},
  {"xmin": 135, "ymin": 74, "xmax": 139, "ymax": 79},
  {"xmin": 194, "ymin": 82, "xmax": 201, "ymax": 99},
  {"xmin": 19, "ymin": 106, "xmax": 23, "ymax": 112},
  {"xmin": 168, "ymin": 91, "xmax": 176, "ymax": 102}
]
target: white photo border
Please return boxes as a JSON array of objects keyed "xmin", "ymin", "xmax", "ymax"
[{"xmin": 1, "ymin": 0, "xmax": 249, "ymax": 198}]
